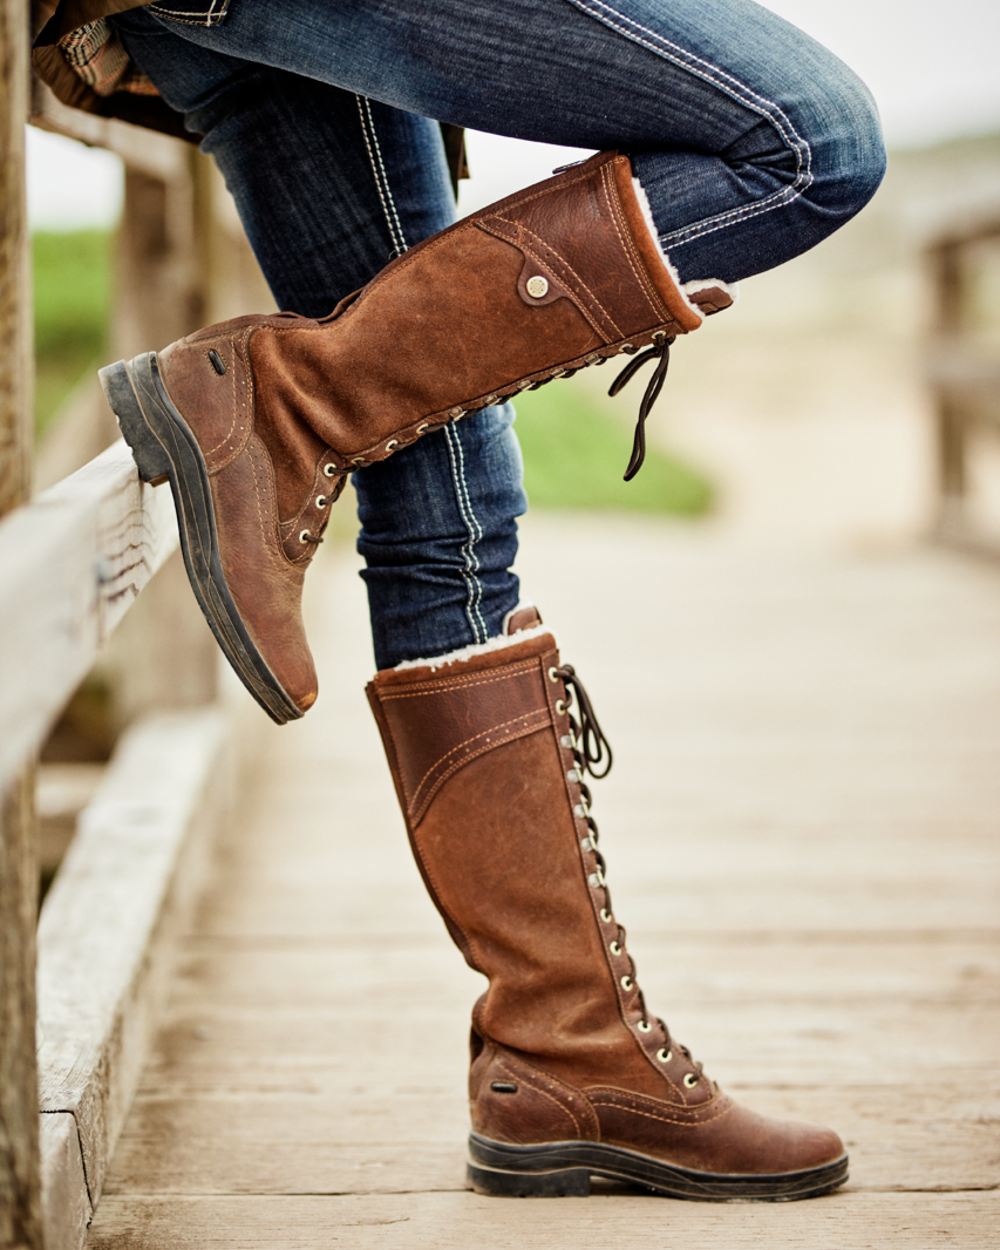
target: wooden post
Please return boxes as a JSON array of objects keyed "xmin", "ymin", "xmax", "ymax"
[
  {"xmin": 930, "ymin": 243, "xmax": 967, "ymax": 535},
  {"xmin": 0, "ymin": 0, "xmax": 43, "ymax": 1246}
]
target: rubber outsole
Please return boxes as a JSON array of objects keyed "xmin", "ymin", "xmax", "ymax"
[
  {"xmin": 98, "ymin": 353, "xmax": 303, "ymax": 725},
  {"xmin": 467, "ymin": 1132, "xmax": 849, "ymax": 1202}
]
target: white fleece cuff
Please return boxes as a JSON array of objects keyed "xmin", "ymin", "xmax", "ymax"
[
  {"xmin": 393, "ymin": 623, "xmax": 551, "ymax": 672},
  {"xmin": 631, "ymin": 175, "xmax": 739, "ymax": 317}
]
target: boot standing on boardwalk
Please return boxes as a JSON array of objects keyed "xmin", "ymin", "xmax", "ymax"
[{"xmin": 34, "ymin": 0, "xmax": 886, "ymax": 1200}]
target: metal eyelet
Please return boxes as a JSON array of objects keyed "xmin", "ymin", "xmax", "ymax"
[
  {"xmin": 483, "ymin": 394, "xmax": 499, "ymax": 405},
  {"xmin": 350, "ymin": 455, "xmax": 367, "ymax": 465},
  {"xmin": 620, "ymin": 342, "xmax": 636, "ymax": 354},
  {"xmin": 637, "ymin": 1020, "xmax": 652, "ymax": 1034},
  {"xmin": 448, "ymin": 407, "xmax": 465, "ymax": 419},
  {"xmin": 580, "ymin": 836, "xmax": 593, "ymax": 852},
  {"xmin": 316, "ymin": 495, "xmax": 327, "ymax": 509},
  {"xmin": 584, "ymin": 353, "xmax": 602, "ymax": 365},
  {"xmin": 416, "ymin": 422, "xmax": 430, "ymax": 434},
  {"xmin": 385, "ymin": 439, "xmax": 399, "ymax": 452},
  {"xmin": 609, "ymin": 941, "xmax": 622, "ymax": 956},
  {"xmin": 684, "ymin": 1073, "xmax": 699, "ymax": 1088},
  {"xmin": 573, "ymin": 802, "xmax": 587, "ymax": 819},
  {"xmin": 600, "ymin": 908, "xmax": 612, "ymax": 923},
  {"xmin": 657, "ymin": 1047, "xmax": 672, "ymax": 1064},
  {"xmin": 548, "ymin": 666, "xmax": 560, "ymax": 683},
  {"xmin": 322, "ymin": 462, "xmax": 337, "ymax": 477},
  {"xmin": 566, "ymin": 768, "xmax": 580, "ymax": 783},
  {"xmin": 298, "ymin": 530, "xmax": 310, "ymax": 544},
  {"xmin": 560, "ymin": 734, "xmax": 574, "ymax": 749},
  {"xmin": 620, "ymin": 975, "xmax": 634, "ymax": 991},
  {"xmin": 554, "ymin": 698, "xmax": 567, "ymax": 715}
]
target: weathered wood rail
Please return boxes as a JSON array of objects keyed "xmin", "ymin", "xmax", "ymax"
[{"xmin": 1, "ymin": 9, "xmax": 267, "ymax": 1247}]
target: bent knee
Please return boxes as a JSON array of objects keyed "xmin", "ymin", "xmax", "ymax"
[{"xmin": 801, "ymin": 67, "xmax": 887, "ymax": 222}]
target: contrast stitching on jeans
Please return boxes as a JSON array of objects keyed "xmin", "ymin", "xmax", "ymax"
[
  {"xmin": 355, "ymin": 95, "xmax": 408, "ymax": 258},
  {"xmin": 561, "ymin": 0, "xmax": 813, "ymax": 245},
  {"xmin": 443, "ymin": 422, "xmax": 489, "ymax": 643}
]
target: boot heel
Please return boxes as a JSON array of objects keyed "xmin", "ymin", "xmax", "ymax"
[
  {"xmin": 466, "ymin": 1161, "xmax": 591, "ymax": 1198},
  {"xmin": 98, "ymin": 357, "xmax": 171, "ymax": 485}
]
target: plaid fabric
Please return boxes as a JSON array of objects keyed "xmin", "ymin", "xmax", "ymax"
[
  {"xmin": 58, "ymin": 19, "xmax": 157, "ymax": 96},
  {"xmin": 57, "ymin": 3, "xmax": 232, "ymax": 98}
]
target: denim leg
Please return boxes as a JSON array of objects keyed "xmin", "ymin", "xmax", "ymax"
[
  {"xmin": 131, "ymin": 0, "xmax": 886, "ymax": 284},
  {"xmin": 114, "ymin": 12, "xmax": 525, "ymax": 668}
]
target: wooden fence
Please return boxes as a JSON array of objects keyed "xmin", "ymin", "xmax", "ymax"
[{"xmin": 1, "ymin": 6, "xmax": 268, "ymax": 1246}]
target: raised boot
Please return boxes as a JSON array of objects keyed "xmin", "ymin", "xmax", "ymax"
[
  {"xmin": 367, "ymin": 611, "xmax": 848, "ymax": 1202},
  {"xmin": 99, "ymin": 151, "xmax": 732, "ymax": 722}
]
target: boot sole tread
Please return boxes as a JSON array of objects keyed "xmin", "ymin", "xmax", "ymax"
[{"xmin": 468, "ymin": 1132, "xmax": 849, "ymax": 1202}]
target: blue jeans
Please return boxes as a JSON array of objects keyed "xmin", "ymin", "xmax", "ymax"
[{"xmin": 113, "ymin": 0, "xmax": 885, "ymax": 667}]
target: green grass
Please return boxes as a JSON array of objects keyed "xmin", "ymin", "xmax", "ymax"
[
  {"xmin": 513, "ymin": 379, "xmax": 713, "ymax": 515},
  {"xmin": 33, "ymin": 228, "xmax": 112, "ymax": 436}
]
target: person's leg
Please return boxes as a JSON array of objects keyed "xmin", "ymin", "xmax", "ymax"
[
  {"xmin": 112, "ymin": 10, "xmax": 526, "ymax": 669},
  {"xmin": 132, "ymin": 0, "xmax": 887, "ymax": 284}
]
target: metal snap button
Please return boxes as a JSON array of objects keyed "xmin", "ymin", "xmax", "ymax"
[{"xmin": 526, "ymin": 275, "xmax": 549, "ymax": 299}]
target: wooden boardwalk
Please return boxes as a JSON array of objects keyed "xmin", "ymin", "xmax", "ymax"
[{"xmin": 86, "ymin": 516, "xmax": 1000, "ymax": 1249}]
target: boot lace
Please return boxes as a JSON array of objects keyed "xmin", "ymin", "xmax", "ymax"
[
  {"xmin": 554, "ymin": 662, "xmax": 704, "ymax": 1088},
  {"xmin": 525, "ymin": 332, "xmax": 672, "ymax": 482}
]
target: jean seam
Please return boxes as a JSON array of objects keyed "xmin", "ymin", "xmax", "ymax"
[
  {"xmin": 560, "ymin": 0, "xmax": 814, "ymax": 248},
  {"xmin": 355, "ymin": 94, "xmax": 408, "ymax": 257},
  {"xmin": 443, "ymin": 422, "xmax": 489, "ymax": 644}
]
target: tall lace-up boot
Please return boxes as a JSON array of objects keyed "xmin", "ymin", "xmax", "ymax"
[
  {"xmin": 99, "ymin": 151, "xmax": 732, "ymax": 723},
  {"xmin": 367, "ymin": 609, "xmax": 847, "ymax": 1201}
]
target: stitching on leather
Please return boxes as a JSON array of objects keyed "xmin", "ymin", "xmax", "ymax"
[
  {"xmin": 377, "ymin": 660, "xmax": 541, "ymax": 699},
  {"xmin": 208, "ymin": 329, "xmax": 256, "ymax": 472},
  {"xmin": 588, "ymin": 1098, "xmax": 732, "ymax": 1129},
  {"xmin": 245, "ymin": 435, "xmax": 301, "ymax": 577},
  {"xmin": 443, "ymin": 422, "xmax": 488, "ymax": 643},
  {"xmin": 492, "ymin": 216, "xmax": 623, "ymax": 339},
  {"xmin": 410, "ymin": 716, "xmax": 550, "ymax": 823},
  {"xmin": 600, "ymin": 163, "xmax": 669, "ymax": 323},
  {"xmin": 355, "ymin": 94, "xmax": 408, "ymax": 257},
  {"xmin": 561, "ymin": 0, "xmax": 813, "ymax": 246},
  {"xmin": 202, "ymin": 330, "xmax": 243, "ymax": 458},
  {"xmin": 493, "ymin": 1059, "xmax": 585, "ymax": 1139},
  {"xmin": 408, "ymin": 708, "xmax": 549, "ymax": 808}
]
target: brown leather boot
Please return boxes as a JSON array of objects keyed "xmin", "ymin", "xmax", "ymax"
[
  {"xmin": 367, "ymin": 610, "xmax": 847, "ymax": 1201},
  {"xmin": 99, "ymin": 151, "xmax": 732, "ymax": 722}
]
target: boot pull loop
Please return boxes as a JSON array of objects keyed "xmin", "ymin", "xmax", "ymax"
[
  {"xmin": 555, "ymin": 663, "xmax": 613, "ymax": 779},
  {"xmin": 608, "ymin": 333, "xmax": 673, "ymax": 482}
]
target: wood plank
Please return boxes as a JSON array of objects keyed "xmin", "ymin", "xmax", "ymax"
[
  {"xmin": 40, "ymin": 1114, "xmax": 91, "ymax": 1250},
  {"xmin": 86, "ymin": 1191, "xmax": 1000, "ymax": 1250},
  {"xmin": 134, "ymin": 1000, "xmax": 1000, "ymax": 1094},
  {"xmin": 36, "ymin": 711, "xmax": 232, "ymax": 1240},
  {"xmin": 29, "ymin": 79, "xmax": 187, "ymax": 183},
  {"xmin": 102, "ymin": 1083, "xmax": 999, "ymax": 1195},
  {"xmin": 0, "ymin": 0, "xmax": 43, "ymax": 1241},
  {"xmin": 0, "ymin": 441, "xmax": 179, "ymax": 791},
  {"xmin": 157, "ymin": 936, "xmax": 1000, "ymax": 1009}
]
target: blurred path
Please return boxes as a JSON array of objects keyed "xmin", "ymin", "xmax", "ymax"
[{"xmin": 87, "ymin": 515, "xmax": 1000, "ymax": 1248}]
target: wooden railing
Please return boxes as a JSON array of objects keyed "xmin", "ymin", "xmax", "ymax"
[
  {"xmin": 926, "ymin": 213, "xmax": 1000, "ymax": 551},
  {"xmin": 1, "ymin": 7, "xmax": 269, "ymax": 1246}
]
